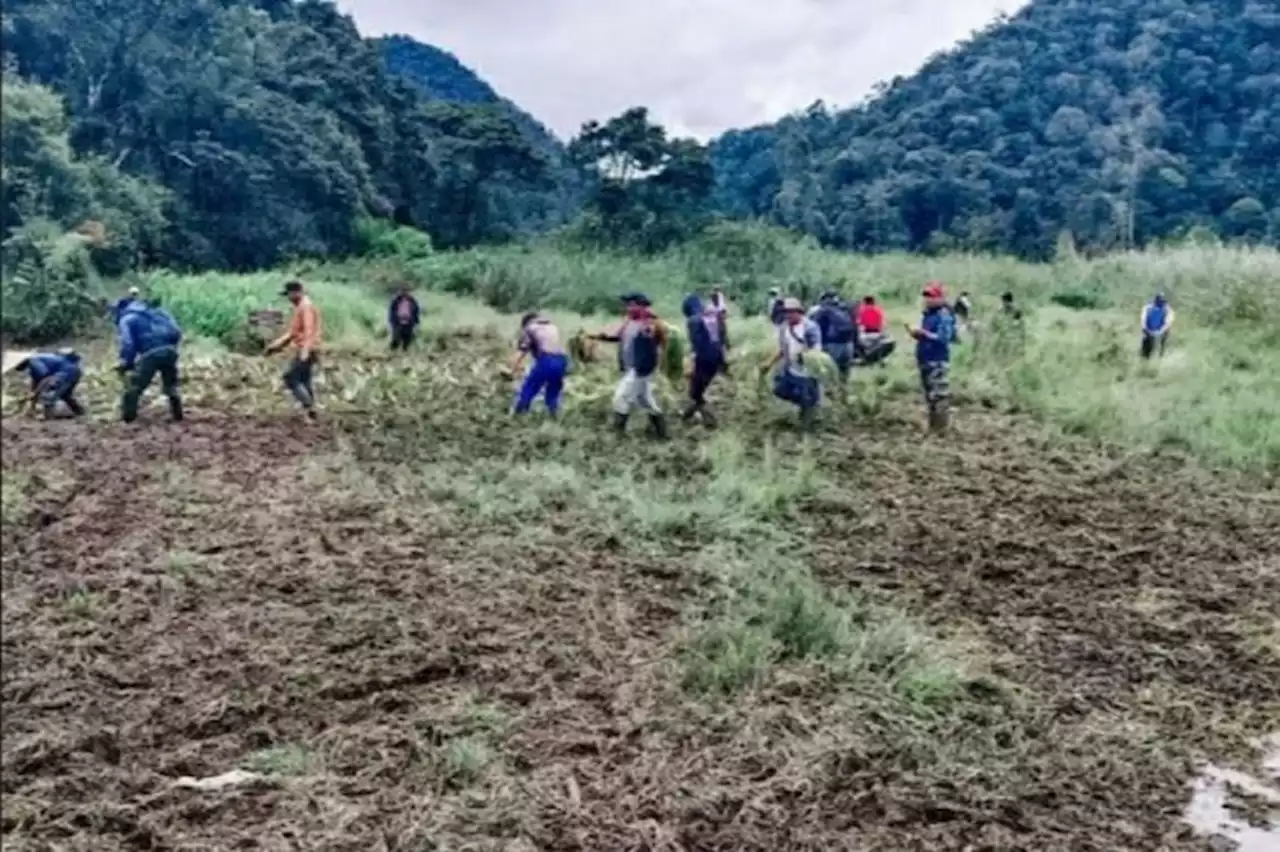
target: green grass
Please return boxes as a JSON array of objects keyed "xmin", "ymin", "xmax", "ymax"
[{"xmin": 77, "ymin": 225, "xmax": 1280, "ymax": 474}]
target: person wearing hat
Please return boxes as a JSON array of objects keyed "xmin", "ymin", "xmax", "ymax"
[
  {"xmin": 8, "ymin": 348, "xmax": 85, "ymax": 419},
  {"xmin": 117, "ymin": 297, "xmax": 184, "ymax": 423},
  {"xmin": 906, "ymin": 281, "xmax": 957, "ymax": 432},
  {"xmin": 591, "ymin": 293, "xmax": 669, "ymax": 437},
  {"xmin": 266, "ymin": 280, "xmax": 322, "ymax": 418},
  {"xmin": 761, "ymin": 296, "xmax": 823, "ymax": 428},
  {"xmin": 1139, "ymin": 291, "xmax": 1173, "ymax": 359},
  {"xmin": 809, "ymin": 290, "xmax": 857, "ymax": 388},
  {"xmin": 509, "ymin": 311, "xmax": 569, "ymax": 417}
]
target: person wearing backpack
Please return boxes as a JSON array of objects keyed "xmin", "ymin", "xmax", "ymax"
[
  {"xmin": 117, "ymin": 300, "xmax": 184, "ymax": 423},
  {"xmin": 9, "ymin": 348, "xmax": 86, "ymax": 419},
  {"xmin": 681, "ymin": 293, "xmax": 726, "ymax": 427},
  {"xmin": 810, "ymin": 291, "xmax": 857, "ymax": 387},
  {"xmin": 591, "ymin": 293, "xmax": 669, "ymax": 438}
]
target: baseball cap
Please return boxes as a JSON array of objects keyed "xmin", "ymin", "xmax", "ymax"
[
  {"xmin": 922, "ymin": 281, "xmax": 945, "ymax": 299},
  {"xmin": 782, "ymin": 297, "xmax": 804, "ymax": 312}
]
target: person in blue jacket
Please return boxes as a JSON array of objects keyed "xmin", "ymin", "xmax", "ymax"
[
  {"xmin": 1140, "ymin": 292, "xmax": 1174, "ymax": 359},
  {"xmin": 388, "ymin": 286, "xmax": 421, "ymax": 351},
  {"xmin": 906, "ymin": 281, "xmax": 957, "ymax": 433},
  {"xmin": 681, "ymin": 293, "xmax": 727, "ymax": 426},
  {"xmin": 12, "ymin": 349, "xmax": 85, "ymax": 418},
  {"xmin": 117, "ymin": 300, "xmax": 184, "ymax": 423}
]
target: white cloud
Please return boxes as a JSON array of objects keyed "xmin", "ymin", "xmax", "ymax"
[{"xmin": 336, "ymin": 0, "xmax": 1026, "ymax": 140}]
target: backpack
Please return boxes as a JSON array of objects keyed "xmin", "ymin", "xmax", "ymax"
[
  {"xmin": 631, "ymin": 322, "xmax": 659, "ymax": 376},
  {"xmin": 147, "ymin": 307, "xmax": 183, "ymax": 347},
  {"xmin": 818, "ymin": 304, "xmax": 854, "ymax": 344}
]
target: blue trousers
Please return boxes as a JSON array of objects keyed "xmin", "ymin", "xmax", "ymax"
[{"xmin": 515, "ymin": 354, "xmax": 568, "ymax": 414}]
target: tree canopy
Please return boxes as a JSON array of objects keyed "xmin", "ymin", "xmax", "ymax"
[
  {"xmin": 1, "ymin": 0, "xmax": 564, "ymax": 269},
  {"xmin": 710, "ymin": 0, "xmax": 1280, "ymax": 258}
]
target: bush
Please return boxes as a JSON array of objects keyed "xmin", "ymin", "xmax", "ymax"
[{"xmin": 0, "ymin": 219, "xmax": 103, "ymax": 342}]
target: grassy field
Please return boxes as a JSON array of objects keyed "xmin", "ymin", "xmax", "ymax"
[
  {"xmin": 138, "ymin": 226, "xmax": 1280, "ymax": 472},
  {"xmin": 2, "ymin": 233, "xmax": 1278, "ymax": 849}
]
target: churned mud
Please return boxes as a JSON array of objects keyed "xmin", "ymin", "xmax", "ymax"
[{"xmin": 2, "ymin": 360, "xmax": 1277, "ymax": 851}]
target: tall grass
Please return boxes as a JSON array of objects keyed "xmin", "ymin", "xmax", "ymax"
[{"xmin": 116, "ymin": 224, "xmax": 1280, "ymax": 472}]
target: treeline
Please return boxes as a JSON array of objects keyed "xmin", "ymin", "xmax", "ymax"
[
  {"xmin": 711, "ymin": 0, "xmax": 1280, "ymax": 258},
  {"xmin": 1, "ymin": 0, "xmax": 573, "ymax": 274}
]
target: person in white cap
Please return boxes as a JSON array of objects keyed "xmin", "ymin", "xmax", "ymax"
[{"xmin": 760, "ymin": 297, "xmax": 823, "ymax": 429}]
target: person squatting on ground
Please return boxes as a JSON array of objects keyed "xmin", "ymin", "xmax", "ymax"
[
  {"xmin": 907, "ymin": 281, "xmax": 957, "ymax": 433},
  {"xmin": 510, "ymin": 312, "xmax": 569, "ymax": 417},
  {"xmin": 388, "ymin": 286, "xmax": 421, "ymax": 351},
  {"xmin": 117, "ymin": 299, "xmax": 184, "ymax": 423},
  {"xmin": 810, "ymin": 290, "xmax": 857, "ymax": 391},
  {"xmin": 593, "ymin": 293, "xmax": 669, "ymax": 438},
  {"xmin": 762, "ymin": 297, "xmax": 823, "ymax": 430},
  {"xmin": 1140, "ymin": 292, "xmax": 1174, "ymax": 359},
  {"xmin": 855, "ymin": 294, "xmax": 894, "ymax": 366},
  {"xmin": 13, "ymin": 349, "xmax": 85, "ymax": 419},
  {"xmin": 681, "ymin": 294, "xmax": 727, "ymax": 427},
  {"xmin": 266, "ymin": 280, "xmax": 322, "ymax": 418}
]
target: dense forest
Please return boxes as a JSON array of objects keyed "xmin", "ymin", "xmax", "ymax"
[
  {"xmin": 711, "ymin": 0, "xmax": 1280, "ymax": 258},
  {"xmin": 1, "ymin": 0, "xmax": 570, "ymax": 274},
  {"xmin": 3, "ymin": 0, "xmax": 1278, "ymax": 308}
]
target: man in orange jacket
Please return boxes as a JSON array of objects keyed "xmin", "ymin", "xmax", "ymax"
[{"xmin": 265, "ymin": 280, "xmax": 322, "ymax": 418}]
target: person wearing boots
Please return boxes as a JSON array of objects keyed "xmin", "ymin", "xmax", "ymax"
[
  {"xmin": 681, "ymin": 293, "xmax": 726, "ymax": 427},
  {"xmin": 906, "ymin": 281, "xmax": 957, "ymax": 433},
  {"xmin": 117, "ymin": 299, "xmax": 184, "ymax": 423},
  {"xmin": 592, "ymin": 293, "xmax": 669, "ymax": 438}
]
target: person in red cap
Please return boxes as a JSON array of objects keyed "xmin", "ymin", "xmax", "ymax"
[{"xmin": 906, "ymin": 281, "xmax": 957, "ymax": 432}]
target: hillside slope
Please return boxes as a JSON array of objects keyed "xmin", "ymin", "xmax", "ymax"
[
  {"xmin": 711, "ymin": 0, "xmax": 1280, "ymax": 258},
  {"xmin": 1, "ymin": 0, "xmax": 568, "ymax": 269},
  {"xmin": 376, "ymin": 34, "xmax": 580, "ymax": 228}
]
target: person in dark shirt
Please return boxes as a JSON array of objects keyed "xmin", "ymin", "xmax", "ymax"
[
  {"xmin": 906, "ymin": 281, "xmax": 957, "ymax": 433},
  {"xmin": 681, "ymin": 294, "xmax": 727, "ymax": 426},
  {"xmin": 388, "ymin": 286, "xmax": 421, "ymax": 351}
]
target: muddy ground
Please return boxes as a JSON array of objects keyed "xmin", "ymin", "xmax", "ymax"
[{"xmin": 2, "ymin": 359, "xmax": 1278, "ymax": 851}]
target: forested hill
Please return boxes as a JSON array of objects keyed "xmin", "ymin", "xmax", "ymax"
[
  {"xmin": 711, "ymin": 0, "xmax": 1280, "ymax": 258},
  {"xmin": 376, "ymin": 35, "xmax": 579, "ymax": 225},
  {"xmin": 1, "ymin": 0, "xmax": 572, "ymax": 272}
]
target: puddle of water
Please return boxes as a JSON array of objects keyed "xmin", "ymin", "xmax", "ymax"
[{"xmin": 1183, "ymin": 733, "xmax": 1280, "ymax": 851}]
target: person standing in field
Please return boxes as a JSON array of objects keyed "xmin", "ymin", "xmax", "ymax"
[
  {"xmin": 906, "ymin": 281, "xmax": 957, "ymax": 433},
  {"xmin": 1140, "ymin": 292, "xmax": 1174, "ymax": 359},
  {"xmin": 10, "ymin": 349, "xmax": 85, "ymax": 419},
  {"xmin": 810, "ymin": 290, "xmax": 857, "ymax": 388},
  {"xmin": 681, "ymin": 293, "xmax": 726, "ymax": 427},
  {"xmin": 509, "ymin": 311, "xmax": 569, "ymax": 418},
  {"xmin": 117, "ymin": 299, "xmax": 184, "ymax": 423},
  {"xmin": 592, "ymin": 293, "xmax": 669, "ymax": 438},
  {"xmin": 761, "ymin": 297, "xmax": 823, "ymax": 430},
  {"xmin": 266, "ymin": 280, "xmax": 321, "ymax": 419},
  {"xmin": 387, "ymin": 285, "xmax": 420, "ymax": 351}
]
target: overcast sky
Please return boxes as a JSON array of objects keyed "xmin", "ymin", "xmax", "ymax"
[{"xmin": 337, "ymin": 0, "xmax": 1026, "ymax": 140}]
